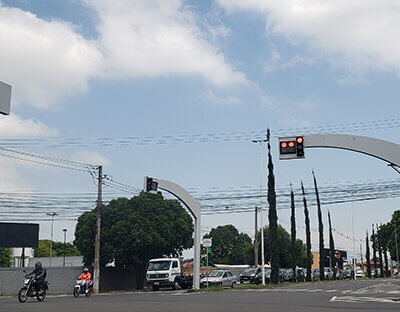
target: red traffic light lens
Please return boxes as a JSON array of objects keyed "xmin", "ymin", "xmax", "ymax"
[
  {"xmin": 288, "ymin": 141, "xmax": 295, "ymax": 148},
  {"xmin": 297, "ymin": 137, "xmax": 303, "ymax": 144},
  {"xmin": 281, "ymin": 142, "xmax": 287, "ymax": 148}
]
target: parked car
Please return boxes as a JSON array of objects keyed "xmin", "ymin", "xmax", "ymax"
[
  {"xmin": 279, "ymin": 269, "xmax": 287, "ymax": 283},
  {"xmin": 312, "ymin": 269, "xmax": 320, "ymax": 281},
  {"xmin": 253, "ymin": 267, "xmax": 271, "ymax": 284},
  {"xmin": 356, "ymin": 269, "xmax": 364, "ymax": 278},
  {"xmin": 324, "ymin": 267, "xmax": 334, "ymax": 280},
  {"xmin": 281, "ymin": 268, "xmax": 305, "ymax": 282},
  {"xmin": 239, "ymin": 267, "xmax": 257, "ymax": 284},
  {"xmin": 341, "ymin": 268, "xmax": 354, "ymax": 279},
  {"xmin": 200, "ymin": 270, "xmax": 237, "ymax": 288}
]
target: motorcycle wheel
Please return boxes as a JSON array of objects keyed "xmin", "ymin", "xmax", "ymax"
[
  {"xmin": 85, "ymin": 288, "xmax": 91, "ymax": 297},
  {"xmin": 18, "ymin": 287, "xmax": 28, "ymax": 303},
  {"xmin": 37, "ymin": 290, "xmax": 46, "ymax": 302},
  {"xmin": 73, "ymin": 287, "xmax": 80, "ymax": 298}
]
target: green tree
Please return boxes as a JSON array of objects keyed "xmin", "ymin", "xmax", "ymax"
[
  {"xmin": 259, "ymin": 224, "xmax": 308, "ymax": 269},
  {"xmin": 267, "ymin": 129, "xmax": 279, "ymax": 284},
  {"xmin": 0, "ymin": 248, "xmax": 11, "ymax": 267},
  {"xmin": 313, "ymin": 171, "xmax": 325, "ymax": 281},
  {"xmin": 366, "ymin": 232, "xmax": 371, "ymax": 278},
  {"xmin": 372, "ymin": 226, "xmax": 378, "ymax": 277},
  {"xmin": 301, "ymin": 182, "xmax": 312, "ymax": 282},
  {"xmin": 74, "ymin": 192, "xmax": 194, "ymax": 289},
  {"xmin": 34, "ymin": 240, "xmax": 81, "ymax": 258},
  {"xmin": 204, "ymin": 225, "xmax": 253, "ymax": 265}
]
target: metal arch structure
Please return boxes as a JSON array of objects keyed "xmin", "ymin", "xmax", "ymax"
[
  {"xmin": 144, "ymin": 177, "xmax": 201, "ymax": 290},
  {"xmin": 303, "ymin": 134, "xmax": 400, "ymax": 168}
]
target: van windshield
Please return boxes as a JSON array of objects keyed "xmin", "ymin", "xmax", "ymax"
[{"xmin": 148, "ymin": 261, "xmax": 172, "ymax": 271}]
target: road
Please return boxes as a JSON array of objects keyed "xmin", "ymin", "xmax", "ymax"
[{"xmin": 1, "ymin": 278, "xmax": 400, "ymax": 312}]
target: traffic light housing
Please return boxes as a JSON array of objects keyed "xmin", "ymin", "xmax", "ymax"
[
  {"xmin": 279, "ymin": 136, "xmax": 305, "ymax": 159},
  {"xmin": 144, "ymin": 177, "xmax": 158, "ymax": 193}
]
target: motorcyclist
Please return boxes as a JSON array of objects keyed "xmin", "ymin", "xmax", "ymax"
[
  {"xmin": 27, "ymin": 262, "xmax": 47, "ymax": 293},
  {"xmin": 78, "ymin": 268, "xmax": 91, "ymax": 292}
]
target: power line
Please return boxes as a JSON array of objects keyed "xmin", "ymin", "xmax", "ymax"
[{"xmin": 0, "ymin": 117, "xmax": 399, "ymax": 148}]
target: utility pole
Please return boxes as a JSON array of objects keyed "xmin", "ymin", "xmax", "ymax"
[
  {"xmin": 46, "ymin": 212, "xmax": 59, "ymax": 267},
  {"xmin": 252, "ymin": 139, "xmax": 268, "ymax": 285},
  {"xmin": 63, "ymin": 229, "xmax": 67, "ymax": 267},
  {"xmin": 254, "ymin": 206, "xmax": 258, "ymax": 267},
  {"xmin": 93, "ymin": 165, "xmax": 103, "ymax": 294}
]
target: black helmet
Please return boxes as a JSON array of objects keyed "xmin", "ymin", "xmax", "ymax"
[
  {"xmin": 35, "ymin": 262, "xmax": 42, "ymax": 269},
  {"xmin": 83, "ymin": 267, "xmax": 89, "ymax": 273}
]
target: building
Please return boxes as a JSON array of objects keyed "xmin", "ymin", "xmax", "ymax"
[{"xmin": 312, "ymin": 249, "xmax": 347, "ymax": 269}]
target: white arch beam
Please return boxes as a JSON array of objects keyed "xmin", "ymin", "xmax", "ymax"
[
  {"xmin": 145, "ymin": 177, "xmax": 201, "ymax": 290},
  {"xmin": 304, "ymin": 134, "xmax": 400, "ymax": 167}
]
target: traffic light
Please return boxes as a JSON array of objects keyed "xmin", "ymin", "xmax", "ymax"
[
  {"xmin": 144, "ymin": 177, "xmax": 158, "ymax": 192},
  {"xmin": 296, "ymin": 136, "xmax": 304, "ymax": 157},
  {"xmin": 279, "ymin": 136, "xmax": 305, "ymax": 159}
]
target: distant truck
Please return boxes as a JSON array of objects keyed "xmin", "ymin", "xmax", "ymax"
[{"xmin": 146, "ymin": 258, "xmax": 213, "ymax": 291}]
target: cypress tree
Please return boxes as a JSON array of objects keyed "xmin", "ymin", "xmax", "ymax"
[
  {"xmin": 366, "ymin": 232, "xmax": 372, "ymax": 278},
  {"xmin": 379, "ymin": 223, "xmax": 390, "ymax": 277},
  {"xmin": 372, "ymin": 226, "xmax": 378, "ymax": 278},
  {"xmin": 328, "ymin": 211, "xmax": 336, "ymax": 279},
  {"xmin": 290, "ymin": 184, "xmax": 296, "ymax": 282},
  {"xmin": 267, "ymin": 129, "xmax": 279, "ymax": 284},
  {"xmin": 376, "ymin": 223, "xmax": 384, "ymax": 278},
  {"xmin": 313, "ymin": 171, "xmax": 325, "ymax": 281},
  {"xmin": 301, "ymin": 182, "xmax": 312, "ymax": 282}
]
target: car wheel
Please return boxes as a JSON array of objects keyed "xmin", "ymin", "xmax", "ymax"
[
  {"xmin": 218, "ymin": 282, "xmax": 222, "ymax": 288},
  {"xmin": 231, "ymin": 282, "xmax": 236, "ymax": 288}
]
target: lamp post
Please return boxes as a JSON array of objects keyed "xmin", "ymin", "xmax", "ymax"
[
  {"xmin": 63, "ymin": 229, "xmax": 67, "ymax": 267},
  {"xmin": 252, "ymin": 138, "xmax": 268, "ymax": 285},
  {"xmin": 46, "ymin": 212, "xmax": 59, "ymax": 267}
]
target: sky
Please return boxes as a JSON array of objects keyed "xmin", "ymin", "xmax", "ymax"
[{"xmin": 0, "ymin": 0, "xmax": 399, "ymax": 262}]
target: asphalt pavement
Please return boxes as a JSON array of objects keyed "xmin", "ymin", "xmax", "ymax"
[{"xmin": 1, "ymin": 278, "xmax": 400, "ymax": 312}]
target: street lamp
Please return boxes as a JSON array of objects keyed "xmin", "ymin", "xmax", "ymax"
[
  {"xmin": 63, "ymin": 229, "xmax": 67, "ymax": 267},
  {"xmin": 46, "ymin": 212, "xmax": 59, "ymax": 267},
  {"xmin": 252, "ymin": 138, "xmax": 268, "ymax": 285}
]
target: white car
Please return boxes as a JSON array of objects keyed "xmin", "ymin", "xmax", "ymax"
[
  {"xmin": 200, "ymin": 270, "xmax": 237, "ymax": 288},
  {"xmin": 355, "ymin": 270, "xmax": 364, "ymax": 278}
]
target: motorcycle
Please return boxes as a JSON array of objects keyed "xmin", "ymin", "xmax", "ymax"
[
  {"xmin": 18, "ymin": 272, "xmax": 49, "ymax": 303},
  {"xmin": 73, "ymin": 279, "xmax": 93, "ymax": 298}
]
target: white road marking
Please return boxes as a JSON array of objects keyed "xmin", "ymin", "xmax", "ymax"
[{"xmin": 330, "ymin": 296, "xmax": 400, "ymax": 304}]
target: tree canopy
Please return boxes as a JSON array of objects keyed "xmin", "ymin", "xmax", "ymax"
[
  {"xmin": 203, "ymin": 224, "xmax": 253, "ymax": 265},
  {"xmin": 34, "ymin": 240, "xmax": 81, "ymax": 258},
  {"xmin": 74, "ymin": 192, "xmax": 194, "ymax": 288},
  {"xmin": 0, "ymin": 248, "xmax": 11, "ymax": 267},
  {"xmin": 260, "ymin": 224, "xmax": 308, "ymax": 268}
]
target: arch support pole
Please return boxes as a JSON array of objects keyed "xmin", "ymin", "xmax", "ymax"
[{"xmin": 144, "ymin": 177, "xmax": 201, "ymax": 290}]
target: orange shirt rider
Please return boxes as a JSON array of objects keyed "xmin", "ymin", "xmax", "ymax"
[{"xmin": 78, "ymin": 272, "xmax": 91, "ymax": 282}]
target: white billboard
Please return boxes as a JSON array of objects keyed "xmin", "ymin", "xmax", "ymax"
[{"xmin": 0, "ymin": 81, "xmax": 11, "ymax": 115}]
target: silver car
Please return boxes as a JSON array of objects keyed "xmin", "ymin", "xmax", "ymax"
[{"xmin": 200, "ymin": 270, "xmax": 237, "ymax": 288}]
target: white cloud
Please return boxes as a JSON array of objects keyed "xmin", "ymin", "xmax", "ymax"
[
  {"xmin": 217, "ymin": 0, "xmax": 400, "ymax": 77},
  {"xmin": 0, "ymin": 114, "xmax": 58, "ymax": 137},
  {"xmin": 0, "ymin": 1, "xmax": 248, "ymax": 110},
  {"xmin": 0, "ymin": 4, "xmax": 103, "ymax": 109},
  {"xmin": 84, "ymin": 0, "xmax": 247, "ymax": 87},
  {"xmin": 71, "ymin": 150, "xmax": 111, "ymax": 166},
  {"xmin": 0, "ymin": 158, "xmax": 32, "ymax": 190}
]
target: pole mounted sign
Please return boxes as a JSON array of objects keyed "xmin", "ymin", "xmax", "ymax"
[
  {"xmin": 202, "ymin": 238, "xmax": 212, "ymax": 248},
  {"xmin": 0, "ymin": 81, "xmax": 11, "ymax": 115}
]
